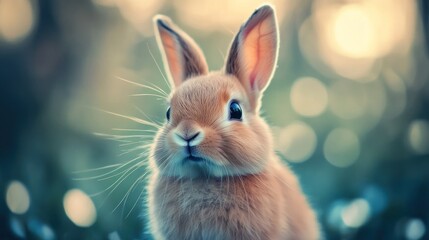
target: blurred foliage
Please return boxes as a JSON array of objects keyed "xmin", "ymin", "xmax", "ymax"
[{"xmin": 1, "ymin": 0, "xmax": 429, "ymax": 239}]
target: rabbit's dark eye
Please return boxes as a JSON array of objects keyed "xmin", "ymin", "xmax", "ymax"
[
  {"xmin": 229, "ymin": 101, "xmax": 242, "ymax": 121},
  {"xmin": 166, "ymin": 107, "xmax": 171, "ymax": 121}
]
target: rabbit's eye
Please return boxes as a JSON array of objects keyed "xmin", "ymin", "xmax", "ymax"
[
  {"xmin": 229, "ymin": 101, "xmax": 242, "ymax": 121},
  {"xmin": 166, "ymin": 107, "xmax": 171, "ymax": 121}
]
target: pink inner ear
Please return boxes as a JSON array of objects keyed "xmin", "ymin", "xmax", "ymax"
[
  {"xmin": 159, "ymin": 30, "xmax": 183, "ymax": 87},
  {"xmin": 239, "ymin": 14, "xmax": 277, "ymax": 92},
  {"xmin": 249, "ymin": 71, "xmax": 257, "ymax": 90},
  {"xmin": 245, "ymin": 24, "xmax": 263, "ymax": 91}
]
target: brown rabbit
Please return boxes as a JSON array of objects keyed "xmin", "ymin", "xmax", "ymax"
[{"xmin": 147, "ymin": 5, "xmax": 320, "ymax": 240}]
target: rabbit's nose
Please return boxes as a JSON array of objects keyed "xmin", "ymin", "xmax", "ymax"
[
  {"xmin": 173, "ymin": 131, "xmax": 204, "ymax": 147},
  {"xmin": 173, "ymin": 120, "xmax": 204, "ymax": 147}
]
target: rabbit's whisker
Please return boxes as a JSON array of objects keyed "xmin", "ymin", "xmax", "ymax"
[
  {"xmin": 112, "ymin": 128, "xmax": 158, "ymax": 133},
  {"xmin": 116, "ymin": 76, "xmax": 168, "ymax": 97},
  {"xmin": 147, "ymin": 42, "xmax": 171, "ymax": 91},
  {"xmin": 94, "ymin": 108, "xmax": 161, "ymax": 129}
]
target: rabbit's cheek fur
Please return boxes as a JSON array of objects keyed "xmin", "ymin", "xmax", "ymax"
[
  {"xmin": 152, "ymin": 129, "xmax": 174, "ymax": 173},
  {"xmin": 195, "ymin": 126, "xmax": 225, "ymax": 163},
  {"xmin": 221, "ymin": 115, "xmax": 272, "ymax": 173}
]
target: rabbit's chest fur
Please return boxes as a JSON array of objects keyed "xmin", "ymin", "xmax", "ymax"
[{"xmin": 147, "ymin": 162, "xmax": 319, "ymax": 240}]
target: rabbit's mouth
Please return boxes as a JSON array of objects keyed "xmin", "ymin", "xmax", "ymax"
[
  {"xmin": 181, "ymin": 153, "xmax": 217, "ymax": 168},
  {"xmin": 182, "ymin": 145, "xmax": 208, "ymax": 163}
]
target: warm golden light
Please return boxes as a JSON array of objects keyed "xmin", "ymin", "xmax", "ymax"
[
  {"xmin": 6, "ymin": 181, "xmax": 30, "ymax": 214},
  {"xmin": 301, "ymin": 0, "xmax": 416, "ymax": 81},
  {"xmin": 63, "ymin": 189, "xmax": 97, "ymax": 227},
  {"xmin": 319, "ymin": 0, "xmax": 416, "ymax": 59},
  {"xmin": 331, "ymin": 4, "xmax": 375, "ymax": 58},
  {"xmin": 0, "ymin": 0, "xmax": 34, "ymax": 43}
]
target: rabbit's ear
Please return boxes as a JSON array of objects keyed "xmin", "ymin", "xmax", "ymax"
[
  {"xmin": 154, "ymin": 15, "xmax": 208, "ymax": 88},
  {"xmin": 225, "ymin": 5, "xmax": 279, "ymax": 109}
]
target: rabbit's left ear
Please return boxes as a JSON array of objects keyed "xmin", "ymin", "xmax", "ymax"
[
  {"xmin": 225, "ymin": 5, "xmax": 279, "ymax": 109},
  {"xmin": 154, "ymin": 15, "xmax": 208, "ymax": 89}
]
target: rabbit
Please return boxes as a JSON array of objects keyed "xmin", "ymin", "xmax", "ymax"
[{"xmin": 147, "ymin": 5, "xmax": 320, "ymax": 240}]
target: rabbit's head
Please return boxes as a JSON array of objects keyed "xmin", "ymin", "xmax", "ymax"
[{"xmin": 151, "ymin": 5, "xmax": 279, "ymax": 178}]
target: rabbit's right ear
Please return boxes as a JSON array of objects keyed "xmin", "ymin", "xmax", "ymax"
[
  {"xmin": 225, "ymin": 5, "xmax": 279, "ymax": 111},
  {"xmin": 153, "ymin": 15, "xmax": 208, "ymax": 88}
]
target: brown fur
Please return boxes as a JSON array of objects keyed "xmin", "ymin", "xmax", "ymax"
[
  {"xmin": 148, "ymin": 160, "xmax": 319, "ymax": 240},
  {"xmin": 148, "ymin": 5, "xmax": 320, "ymax": 240}
]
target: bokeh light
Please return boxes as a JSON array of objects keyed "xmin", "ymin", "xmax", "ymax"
[
  {"xmin": 324, "ymin": 128, "xmax": 360, "ymax": 167},
  {"xmin": 172, "ymin": 0, "xmax": 289, "ymax": 33},
  {"xmin": 9, "ymin": 217, "xmax": 25, "ymax": 238},
  {"xmin": 290, "ymin": 77, "xmax": 328, "ymax": 117},
  {"xmin": 405, "ymin": 219, "xmax": 426, "ymax": 240},
  {"xmin": 92, "ymin": 0, "xmax": 164, "ymax": 36},
  {"xmin": 361, "ymin": 185, "xmax": 387, "ymax": 215},
  {"xmin": 408, "ymin": 120, "xmax": 429, "ymax": 155},
  {"xmin": 330, "ymin": 4, "xmax": 375, "ymax": 59},
  {"xmin": 63, "ymin": 189, "xmax": 97, "ymax": 227},
  {"xmin": 299, "ymin": 15, "xmax": 379, "ymax": 81},
  {"xmin": 28, "ymin": 218, "xmax": 56, "ymax": 240},
  {"xmin": 277, "ymin": 122, "xmax": 317, "ymax": 163},
  {"xmin": 329, "ymin": 81, "xmax": 367, "ymax": 120},
  {"xmin": 0, "ymin": 0, "xmax": 35, "ymax": 43},
  {"xmin": 300, "ymin": 0, "xmax": 416, "ymax": 82},
  {"xmin": 108, "ymin": 231, "xmax": 121, "ymax": 240},
  {"xmin": 327, "ymin": 200, "xmax": 347, "ymax": 229},
  {"xmin": 6, "ymin": 181, "xmax": 31, "ymax": 214},
  {"xmin": 341, "ymin": 198, "xmax": 371, "ymax": 228},
  {"xmin": 316, "ymin": 0, "xmax": 415, "ymax": 59}
]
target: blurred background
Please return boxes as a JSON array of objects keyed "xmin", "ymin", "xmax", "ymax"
[{"xmin": 0, "ymin": 0, "xmax": 428, "ymax": 239}]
